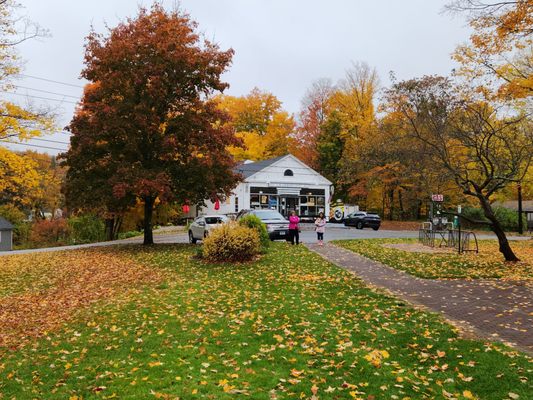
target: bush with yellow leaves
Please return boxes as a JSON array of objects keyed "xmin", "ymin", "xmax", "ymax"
[{"xmin": 202, "ymin": 223, "xmax": 260, "ymax": 263}]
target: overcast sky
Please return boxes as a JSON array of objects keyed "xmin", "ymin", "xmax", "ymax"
[{"xmin": 6, "ymin": 0, "xmax": 471, "ymax": 155}]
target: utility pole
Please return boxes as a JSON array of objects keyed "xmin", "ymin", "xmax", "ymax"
[{"xmin": 518, "ymin": 183, "xmax": 523, "ymax": 234}]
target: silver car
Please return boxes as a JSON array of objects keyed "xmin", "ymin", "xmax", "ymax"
[{"xmin": 188, "ymin": 215, "xmax": 229, "ymax": 243}]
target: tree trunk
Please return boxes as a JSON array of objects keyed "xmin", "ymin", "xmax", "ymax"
[
  {"xmin": 388, "ymin": 189, "xmax": 394, "ymax": 221},
  {"xmin": 381, "ymin": 190, "xmax": 386, "ymax": 219},
  {"xmin": 416, "ymin": 199, "xmax": 422, "ymax": 220},
  {"xmin": 478, "ymin": 194, "xmax": 519, "ymax": 262},
  {"xmin": 398, "ymin": 189, "xmax": 404, "ymax": 220},
  {"xmin": 143, "ymin": 196, "xmax": 155, "ymax": 245},
  {"xmin": 113, "ymin": 217, "xmax": 122, "ymax": 240},
  {"xmin": 105, "ymin": 218, "xmax": 114, "ymax": 241}
]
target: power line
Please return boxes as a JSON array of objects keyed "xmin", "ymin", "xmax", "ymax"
[
  {"xmin": 0, "ymin": 140, "xmax": 67, "ymax": 151},
  {"xmin": 17, "ymin": 74, "xmax": 85, "ymax": 89},
  {"xmin": 1, "ymin": 90, "xmax": 79, "ymax": 105},
  {"xmin": 31, "ymin": 137, "xmax": 70, "ymax": 145},
  {"xmin": 14, "ymin": 85, "xmax": 80, "ymax": 99}
]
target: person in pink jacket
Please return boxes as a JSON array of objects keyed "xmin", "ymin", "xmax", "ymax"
[
  {"xmin": 314, "ymin": 212, "xmax": 326, "ymax": 246},
  {"xmin": 288, "ymin": 211, "xmax": 300, "ymax": 245}
]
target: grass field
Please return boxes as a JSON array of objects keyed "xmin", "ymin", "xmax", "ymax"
[
  {"xmin": 0, "ymin": 244, "xmax": 531, "ymax": 399},
  {"xmin": 334, "ymin": 239, "xmax": 533, "ymax": 280}
]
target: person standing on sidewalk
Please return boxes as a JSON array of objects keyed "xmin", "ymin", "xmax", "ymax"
[
  {"xmin": 314, "ymin": 212, "xmax": 326, "ymax": 246},
  {"xmin": 288, "ymin": 211, "xmax": 300, "ymax": 245}
]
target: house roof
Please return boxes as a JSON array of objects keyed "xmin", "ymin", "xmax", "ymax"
[
  {"xmin": 495, "ymin": 200, "xmax": 533, "ymax": 212},
  {"xmin": 0, "ymin": 216, "xmax": 14, "ymax": 230},
  {"xmin": 234, "ymin": 155, "xmax": 288, "ymax": 178}
]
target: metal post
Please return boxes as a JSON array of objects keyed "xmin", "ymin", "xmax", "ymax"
[
  {"xmin": 518, "ymin": 183, "xmax": 523, "ymax": 235},
  {"xmin": 457, "ymin": 205, "xmax": 462, "ymax": 254}
]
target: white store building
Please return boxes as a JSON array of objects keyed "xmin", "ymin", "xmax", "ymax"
[{"xmin": 195, "ymin": 154, "xmax": 333, "ymax": 220}]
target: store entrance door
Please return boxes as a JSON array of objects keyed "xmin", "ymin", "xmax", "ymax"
[{"xmin": 280, "ymin": 196, "xmax": 299, "ymax": 218}]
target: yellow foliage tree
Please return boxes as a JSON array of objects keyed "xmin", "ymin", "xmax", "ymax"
[
  {"xmin": 0, "ymin": 0, "xmax": 53, "ymax": 141},
  {"xmin": 23, "ymin": 151, "xmax": 65, "ymax": 216},
  {"xmin": 217, "ymin": 88, "xmax": 295, "ymax": 161},
  {"xmin": 0, "ymin": 146, "xmax": 40, "ymax": 207},
  {"xmin": 448, "ymin": 0, "xmax": 533, "ymax": 98}
]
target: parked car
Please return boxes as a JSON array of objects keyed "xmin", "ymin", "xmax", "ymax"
[
  {"xmin": 343, "ymin": 211, "xmax": 381, "ymax": 230},
  {"xmin": 237, "ymin": 209, "xmax": 289, "ymax": 240},
  {"xmin": 188, "ymin": 215, "xmax": 229, "ymax": 244}
]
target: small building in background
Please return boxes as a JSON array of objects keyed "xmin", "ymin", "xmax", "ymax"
[
  {"xmin": 0, "ymin": 217, "xmax": 14, "ymax": 251},
  {"xmin": 184, "ymin": 154, "xmax": 333, "ymax": 221}
]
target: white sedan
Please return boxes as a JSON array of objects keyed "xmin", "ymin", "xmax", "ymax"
[{"xmin": 188, "ymin": 215, "xmax": 229, "ymax": 243}]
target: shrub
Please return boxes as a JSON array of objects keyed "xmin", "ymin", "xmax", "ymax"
[
  {"xmin": 30, "ymin": 219, "xmax": 70, "ymax": 245},
  {"xmin": 461, "ymin": 206, "xmax": 526, "ymax": 232},
  {"xmin": 494, "ymin": 206, "xmax": 526, "ymax": 232},
  {"xmin": 68, "ymin": 214, "xmax": 105, "ymax": 244},
  {"xmin": 202, "ymin": 223, "xmax": 260, "ymax": 263},
  {"xmin": 118, "ymin": 230, "xmax": 143, "ymax": 239},
  {"xmin": 238, "ymin": 214, "xmax": 270, "ymax": 251}
]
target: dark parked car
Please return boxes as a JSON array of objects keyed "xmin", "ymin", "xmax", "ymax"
[
  {"xmin": 344, "ymin": 211, "xmax": 381, "ymax": 230},
  {"xmin": 237, "ymin": 209, "xmax": 289, "ymax": 240}
]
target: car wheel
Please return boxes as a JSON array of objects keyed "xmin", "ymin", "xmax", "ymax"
[
  {"xmin": 372, "ymin": 226, "xmax": 379, "ymax": 231},
  {"xmin": 356, "ymin": 221, "xmax": 364, "ymax": 230},
  {"xmin": 188, "ymin": 231, "xmax": 197, "ymax": 244}
]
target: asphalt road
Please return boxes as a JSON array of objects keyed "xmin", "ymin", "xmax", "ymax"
[{"xmin": 1, "ymin": 224, "xmax": 529, "ymax": 256}]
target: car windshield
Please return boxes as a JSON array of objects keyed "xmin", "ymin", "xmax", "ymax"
[
  {"xmin": 204, "ymin": 216, "xmax": 227, "ymax": 224},
  {"xmin": 253, "ymin": 210, "xmax": 286, "ymax": 220}
]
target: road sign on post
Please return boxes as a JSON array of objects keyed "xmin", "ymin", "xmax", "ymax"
[{"xmin": 431, "ymin": 194, "xmax": 444, "ymax": 202}]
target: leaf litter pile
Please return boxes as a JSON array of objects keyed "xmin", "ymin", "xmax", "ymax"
[
  {"xmin": 0, "ymin": 244, "xmax": 531, "ymax": 399},
  {"xmin": 335, "ymin": 239, "xmax": 533, "ymax": 280},
  {"xmin": 0, "ymin": 249, "xmax": 166, "ymax": 349}
]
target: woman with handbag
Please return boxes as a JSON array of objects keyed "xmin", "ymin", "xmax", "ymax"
[{"xmin": 288, "ymin": 211, "xmax": 300, "ymax": 245}]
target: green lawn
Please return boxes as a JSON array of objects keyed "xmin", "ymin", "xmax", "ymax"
[
  {"xmin": 334, "ymin": 238, "xmax": 533, "ymax": 280},
  {"xmin": 0, "ymin": 244, "xmax": 531, "ymax": 399}
]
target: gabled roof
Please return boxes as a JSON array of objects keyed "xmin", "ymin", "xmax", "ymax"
[
  {"xmin": 234, "ymin": 154, "xmax": 332, "ymax": 185},
  {"xmin": 0, "ymin": 216, "xmax": 14, "ymax": 230},
  {"xmin": 234, "ymin": 155, "xmax": 287, "ymax": 178}
]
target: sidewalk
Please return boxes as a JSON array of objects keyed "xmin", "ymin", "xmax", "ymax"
[{"xmin": 307, "ymin": 243, "xmax": 533, "ymax": 355}]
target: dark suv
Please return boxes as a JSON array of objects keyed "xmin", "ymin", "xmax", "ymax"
[
  {"xmin": 237, "ymin": 209, "xmax": 289, "ymax": 240},
  {"xmin": 343, "ymin": 211, "xmax": 381, "ymax": 230}
]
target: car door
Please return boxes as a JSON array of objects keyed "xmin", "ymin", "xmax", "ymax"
[{"xmin": 192, "ymin": 217, "xmax": 205, "ymax": 239}]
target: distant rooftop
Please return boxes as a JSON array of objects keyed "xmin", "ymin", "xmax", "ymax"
[
  {"xmin": 234, "ymin": 155, "xmax": 288, "ymax": 178},
  {"xmin": 0, "ymin": 216, "xmax": 14, "ymax": 230},
  {"xmin": 495, "ymin": 200, "xmax": 533, "ymax": 212}
]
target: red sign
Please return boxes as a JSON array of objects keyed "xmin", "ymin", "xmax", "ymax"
[
  {"xmin": 182, "ymin": 204, "xmax": 190, "ymax": 214},
  {"xmin": 214, "ymin": 199, "xmax": 220, "ymax": 210},
  {"xmin": 431, "ymin": 194, "xmax": 444, "ymax": 202}
]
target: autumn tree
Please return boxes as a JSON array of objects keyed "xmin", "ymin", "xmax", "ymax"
[
  {"xmin": 351, "ymin": 113, "xmax": 460, "ymax": 220},
  {"xmin": 218, "ymin": 88, "xmax": 296, "ymax": 161},
  {"xmin": 0, "ymin": 146, "xmax": 40, "ymax": 207},
  {"xmin": 0, "ymin": 0, "xmax": 52, "ymax": 141},
  {"xmin": 385, "ymin": 75, "xmax": 533, "ymax": 261},
  {"xmin": 326, "ymin": 62, "xmax": 380, "ymax": 201},
  {"xmin": 63, "ymin": 5, "xmax": 241, "ymax": 245},
  {"xmin": 294, "ymin": 78, "xmax": 334, "ymax": 168},
  {"xmin": 22, "ymin": 151, "xmax": 65, "ymax": 218},
  {"xmin": 447, "ymin": 0, "xmax": 533, "ymax": 98},
  {"xmin": 316, "ymin": 111, "xmax": 345, "ymax": 194}
]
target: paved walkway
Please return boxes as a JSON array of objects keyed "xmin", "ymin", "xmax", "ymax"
[{"xmin": 307, "ymin": 243, "xmax": 533, "ymax": 355}]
